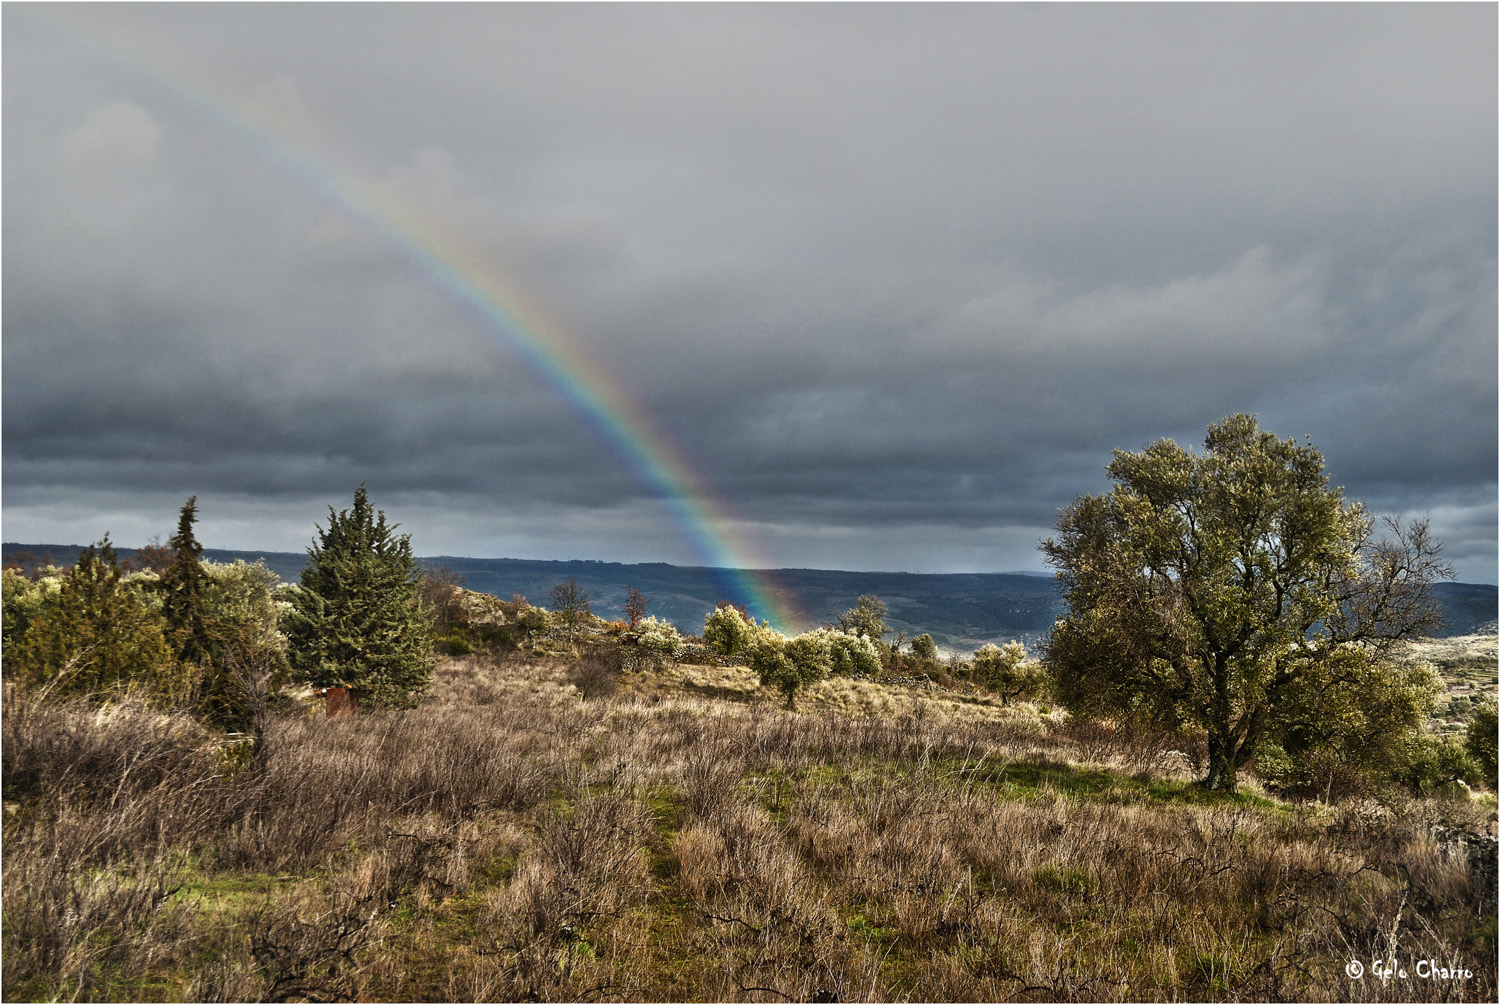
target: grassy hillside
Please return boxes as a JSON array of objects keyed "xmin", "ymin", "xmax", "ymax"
[{"xmin": 5, "ymin": 640, "xmax": 1495, "ymax": 1002}]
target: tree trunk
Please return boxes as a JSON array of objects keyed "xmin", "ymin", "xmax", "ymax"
[{"xmin": 1203, "ymin": 733, "xmax": 1238, "ymax": 792}]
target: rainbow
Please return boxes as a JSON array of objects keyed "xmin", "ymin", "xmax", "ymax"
[{"xmin": 25, "ymin": 9, "xmax": 800, "ymax": 630}]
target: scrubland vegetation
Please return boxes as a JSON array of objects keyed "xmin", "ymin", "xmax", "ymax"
[
  {"xmin": 4, "ymin": 638, "xmax": 1496, "ymax": 1003},
  {"xmin": 4, "ymin": 422, "xmax": 1496, "ymax": 1002}
]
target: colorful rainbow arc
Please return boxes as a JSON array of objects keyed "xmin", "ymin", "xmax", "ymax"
[{"xmin": 29, "ymin": 10, "xmax": 799, "ymax": 631}]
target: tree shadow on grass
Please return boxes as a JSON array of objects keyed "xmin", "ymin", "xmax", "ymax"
[
  {"xmin": 677, "ymin": 679, "xmax": 761, "ymax": 705},
  {"xmin": 971, "ymin": 756, "xmax": 1280, "ymax": 809}
]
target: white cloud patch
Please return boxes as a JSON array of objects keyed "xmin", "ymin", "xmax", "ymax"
[
  {"xmin": 62, "ymin": 99, "xmax": 161, "ymax": 179},
  {"xmin": 929, "ymin": 247, "xmax": 1327, "ymax": 360}
]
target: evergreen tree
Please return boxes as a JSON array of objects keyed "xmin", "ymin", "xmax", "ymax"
[
  {"xmin": 284, "ymin": 485, "xmax": 434, "ymax": 708},
  {"xmin": 11, "ymin": 538, "xmax": 186, "ymax": 706},
  {"xmin": 160, "ymin": 496, "xmax": 211, "ymax": 668}
]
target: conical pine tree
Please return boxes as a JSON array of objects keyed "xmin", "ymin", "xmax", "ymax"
[
  {"xmin": 284, "ymin": 485, "xmax": 434, "ymax": 708},
  {"xmin": 160, "ymin": 496, "xmax": 210, "ymax": 669}
]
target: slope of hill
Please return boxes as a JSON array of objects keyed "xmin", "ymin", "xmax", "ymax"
[{"xmin": 5, "ymin": 543, "xmax": 1495, "ymax": 647}]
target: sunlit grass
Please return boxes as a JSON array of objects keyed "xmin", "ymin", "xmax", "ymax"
[{"xmin": 4, "ymin": 648, "xmax": 1495, "ymax": 1002}]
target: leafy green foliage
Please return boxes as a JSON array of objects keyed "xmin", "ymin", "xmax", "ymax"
[
  {"xmin": 284, "ymin": 486, "xmax": 435, "ymax": 709},
  {"xmin": 8, "ymin": 539, "xmax": 187, "ymax": 707},
  {"xmin": 1465, "ymin": 697, "xmax": 1498, "ymax": 790},
  {"xmin": 514, "ymin": 606, "xmax": 551, "ymax": 637},
  {"xmin": 629, "ymin": 615, "xmax": 684, "ymax": 659},
  {"xmin": 972, "ymin": 641, "xmax": 1047, "ymax": 703},
  {"xmin": 196, "ymin": 560, "xmax": 290, "ymax": 730},
  {"xmin": 909, "ymin": 633, "xmax": 938, "ymax": 662},
  {"xmin": 2, "ymin": 568, "xmax": 60, "ymax": 651},
  {"xmin": 1386, "ymin": 732, "xmax": 1486, "ymax": 797},
  {"xmin": 1042, "ymin": 415, "xmax": 1451, "ymax": 792},
  {"xmin": 836, "ymin": 594, "xmax": 888, "ymax": 641},
  {"xmin": 702, "ymin": 603, "xmax": 759, "ymax": 657},
  {"xmin": 748, "ymin": 630, "xmax": 831, "ymax": 709},
  {"xmin": 818, "ymin": 628, "xmax": 883, "ymax": 677}
]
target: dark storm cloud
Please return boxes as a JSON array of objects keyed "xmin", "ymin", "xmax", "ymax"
[{"xmin": 4, "ymin": 5, "xmax": 1495, "ymax": 582}]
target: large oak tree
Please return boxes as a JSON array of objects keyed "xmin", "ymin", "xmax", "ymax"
[{"xmin": 1041, "ymin": 415, "xmax": 1449, "ymax": 791}]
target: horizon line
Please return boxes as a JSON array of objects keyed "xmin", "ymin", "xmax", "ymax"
[{"xmin": 5, "ymin": 541, "xmax": 1497, "ymax": 588}]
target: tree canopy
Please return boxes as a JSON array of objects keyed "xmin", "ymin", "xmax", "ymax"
[
  {"xmin": 1041, "ymin": 414, "xmax": 1450, "ymax": 791},
  {"xmin": 285, "ymin": 485, "xmax": 434, "ymax": 708},
  {"xmin": 836, "ymin": 594, "xmax": 888, "ymax": 641},
  {"xmin": 749, "ymin": 630, "xmax": 831, "ymax": 709}
]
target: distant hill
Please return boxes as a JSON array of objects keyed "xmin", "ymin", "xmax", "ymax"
[{"xmin": 5, "ymin": 543, "xmax": 1495, "ymax": 650}]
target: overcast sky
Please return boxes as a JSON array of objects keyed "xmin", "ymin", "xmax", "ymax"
[{"xmin": 4, "ymin": 5, "xmax": 1496, "ymax": 583}]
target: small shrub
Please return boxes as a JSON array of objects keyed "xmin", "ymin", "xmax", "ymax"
[
  {"xmin": 437, "ymin": 632, "xmax": 474, "ymax": 657},
  {"xmin": 809, "ymin": 628, "xmax": 882, "ymax": 677},
  {"xmin": 702, "ymin": 604, "xmax": 758, "ymax": 657},
  {"xmin": 910, "ymin": 633, "xmax": 938, "ymax": 662},
  {"xmin": 515, "ymin": 607, "xmax": 550, "ymax": 637},
  {"xmin": 477, "ymin": 625, "xmax": 517, "ymax": 650},
  {"xmin": 1465, "ymin": 697, "xmax": 1498, "ymax": 790},
  {"xmin": 631, "ymin": 616, "xmax": 684, "ymax": 659},
  {"xmin": 571, "ymin": 649, "xmax": 622, "ymax": 700},
  {"xmin": 1393, "ymin": 732, "xmax": 1485, "ymax": 796},
  {"xmin": 972, "ymin": 641, "xmax": 1047, "ymax": 703}
]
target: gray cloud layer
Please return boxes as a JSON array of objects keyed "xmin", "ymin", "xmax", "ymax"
[{"xmin": 5, "ymin": 5, "xmax": 1496, "ymax": 582}]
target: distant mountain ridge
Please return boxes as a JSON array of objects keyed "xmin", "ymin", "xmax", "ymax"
[{"xmin": 5, "ymin": 543, "xmax": 1495, "ymax": 651}]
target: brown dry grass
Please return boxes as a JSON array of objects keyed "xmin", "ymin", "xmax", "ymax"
[{"xmin": 4, "ymin": 651, "xmax": 1495, "ymax": 1002}]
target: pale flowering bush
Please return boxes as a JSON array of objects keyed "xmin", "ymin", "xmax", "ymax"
[
  {"xmin": 805, "ymin": 627, "xmax": 883, "ymax": 677},
  {"xmin": 1, "ymin": 568, "xmax": 64, "ymax": 650},
  {"xmin": 701, "ymin": 605, "xmax": 763, "ymax": 657},
  {"xmin": 631, "ymin": 615, "xmax": 685, "ymax": 658}
]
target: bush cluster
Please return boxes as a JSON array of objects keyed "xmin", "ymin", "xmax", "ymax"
[
  {"xmin": 1, "ymin": 487, "xmax": 436, "ymax": 727},
  {"xmin": 2, "ymin": 538, "xmax": 285, "ymax": 725}
]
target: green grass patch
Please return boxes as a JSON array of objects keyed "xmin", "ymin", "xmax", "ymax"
[
  {"xmin": 1031, "ymin": 864, "xmax": 1095, "ymax": 897},
  {"xmin": 1143, "ymin": 779, "xmax": 1281, "ymax": 809},
  {"xmin": 846, "ymin": 912, "xmax": 899, "ymax": 942}
]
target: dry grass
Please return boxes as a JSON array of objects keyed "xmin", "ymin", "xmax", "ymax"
[{"xmin": 4, "ymin": 651, "xmax": 1496, "ymax": 1002}]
